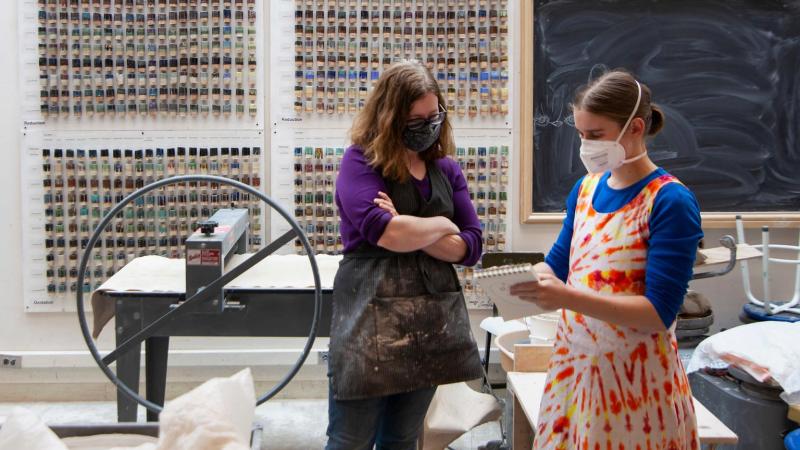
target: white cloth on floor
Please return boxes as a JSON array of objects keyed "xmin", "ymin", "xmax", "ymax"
[
  {"xmin": 151, "ymin": 367, "xmax": 255, "ymax": 450},
  {"xmin": 420, "ymin": 382, "xmax": 502, "ymax": 450},
  {"xmin": 108, "ymin": 445, "xmax": 154, "ymax": 450},
  {"xmin": 0, "ymin": 407, "xmax": 68, "ymax": 450},
  {"xmin": 63, "ymin": 434, "xmax": 157, "ymax": 450},
  {"xmin": 687, "ymin": 321, "xmax": 800, "ymax": 405},
  {"xmin": 0, "ymin": 369, "xmax": 257, "ymax": 450}
]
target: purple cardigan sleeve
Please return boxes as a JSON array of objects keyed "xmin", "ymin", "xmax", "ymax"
[
  {"xmin": 336, "ymin": 149, "xmax": 482, "ymax": 264},
  {"xmin": 439, "ymin": 158, "xmax": 483, "ymax": 266},
  {"xmin": 335, "ymin": 147, "xmax": 393, "ymax": 246}
]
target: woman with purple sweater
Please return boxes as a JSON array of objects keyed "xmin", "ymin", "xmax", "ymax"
[{"xmin": 325, "ymin": 61, "xmax": 484, "ymax": 450}]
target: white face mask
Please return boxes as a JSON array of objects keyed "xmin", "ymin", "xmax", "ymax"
[{"xmin": 579, "ymin": 81, "xmax": 645, "ymax": 174}]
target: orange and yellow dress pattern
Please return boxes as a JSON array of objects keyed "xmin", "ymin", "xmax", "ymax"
[{"xmin": 532, "ymin": 174, "xmax": 699, "ymax": 450}]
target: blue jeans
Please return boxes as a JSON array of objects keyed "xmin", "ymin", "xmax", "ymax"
[{"xmin": 325, "ymin": 384, "xmax": 437, "ymax": 450}]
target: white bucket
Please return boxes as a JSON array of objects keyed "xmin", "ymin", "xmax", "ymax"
[{"xmin": 524, "ymin": 310, "xmax": 561, "ymax": 344}]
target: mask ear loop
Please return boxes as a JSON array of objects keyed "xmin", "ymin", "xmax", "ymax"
[
  {"xmin": 616, "ymin": 80, "xmax": 642, "ymax": 143},
  {"xmin": 618, "ymin": 81, "xmax": 648, "ymax": 164}
]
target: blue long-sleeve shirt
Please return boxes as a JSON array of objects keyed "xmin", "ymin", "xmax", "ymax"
[{"xmin": 544, "ymin": 168, "xmax": 703, "ymax": 328}]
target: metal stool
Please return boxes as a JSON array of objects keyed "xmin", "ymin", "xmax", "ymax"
[{"xmin": 735, "ymin": 216, "xmax": 800, "ymax": 321}]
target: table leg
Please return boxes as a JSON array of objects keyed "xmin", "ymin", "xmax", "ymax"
[
  {"xmin": 145, "ymin": 336, "xmax": 170, "ymax": 422},
  {"xmin": 116, "ymin": 322, "xmax": 142, "ymax": 422},
  {"xmin": 512, "ymin": 391, "xmax": 534, "ymax": 450}
]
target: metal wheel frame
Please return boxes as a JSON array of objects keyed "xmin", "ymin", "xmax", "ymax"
[{"xmin": 76, "ymin": 175, "xmax": 322, "ymax": 413}]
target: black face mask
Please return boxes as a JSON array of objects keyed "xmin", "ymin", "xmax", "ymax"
[{"xmin": 402, "ymin": 122, "xmax": 442, "ymax": 153}]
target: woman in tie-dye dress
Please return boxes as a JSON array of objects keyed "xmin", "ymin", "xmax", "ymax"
[{"xmin": 510, "ymin": 71, "xmax": 703, "ymax": 450}]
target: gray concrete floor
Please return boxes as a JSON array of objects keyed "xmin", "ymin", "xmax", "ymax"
[{"xmin": 0, "ymin": 399, "xmax": 505, "ymax": 449}]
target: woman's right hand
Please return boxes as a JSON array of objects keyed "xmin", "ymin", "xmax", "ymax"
[
  {"xmin": 374, "ymin": 193, "xmax": 458, "ymax": 235},
  {"xmin": 374, "ymin": 191, "xmax": 398, "ymax": 217}
]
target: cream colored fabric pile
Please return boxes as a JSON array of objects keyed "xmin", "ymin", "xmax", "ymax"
[
  {"xmin": 135, "ymin": 367, "xmax": 256, "ymax": 450},
  {"xmin": 0, "ymin": 368, "xmax": 257, "ymax": 450},
  {"xmin": 420, "ymin": 382, "xmax": 502, "ymax": 450},
  {"xmin": 62, "ymin": 434, "xmax": 157, "ymax": 449},
  {"xmin": 0, "ymin": 407, "xmax": 68, "ymax": 450}
]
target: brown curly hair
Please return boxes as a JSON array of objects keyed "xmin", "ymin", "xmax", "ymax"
[{"xmin": 349, "ymin": 60, "xmax": 455, "ymax": 183}]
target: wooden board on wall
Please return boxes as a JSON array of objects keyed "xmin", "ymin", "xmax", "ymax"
[{"xmin": 519, "ymin": 0, "xmax": 800, "ymax": 227}]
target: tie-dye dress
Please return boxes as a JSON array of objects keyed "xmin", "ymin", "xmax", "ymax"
[{"xmin": 532, "ymin": 173, "xmax": 699, "ymax": 450}]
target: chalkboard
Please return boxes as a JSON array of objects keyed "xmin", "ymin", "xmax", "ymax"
[{"xmin": 525, "ymin": 0, "xmax": 800, "ymax": 219}]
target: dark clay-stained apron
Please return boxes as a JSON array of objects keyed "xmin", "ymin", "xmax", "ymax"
[{"xmin": 329, "ymin": 162, "xmax": 483, "ymax": 400}]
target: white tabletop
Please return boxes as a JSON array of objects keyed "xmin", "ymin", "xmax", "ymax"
[{"xmin": 507, "ymin": 372, "xmax": 738, "ymax": 445}]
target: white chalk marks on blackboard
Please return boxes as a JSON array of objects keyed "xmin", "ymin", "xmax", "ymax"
[
  {"xmin": 532, "ymin": 0, "xmax": 800, "ymax": 213},
  {"xmin": 534, "ymin": 113, "xmax": 574, "ymax": 128}
]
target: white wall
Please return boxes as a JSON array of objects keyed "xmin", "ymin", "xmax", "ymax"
[
  {"xmin": 0, "ymin": 0, "xmax": 336, "ymax": 401},
  {"xmin": 1, "ymin": 0, "xmax": 797, "ymax": 402}
]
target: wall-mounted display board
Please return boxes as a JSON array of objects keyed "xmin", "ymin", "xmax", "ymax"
[
  {"xmin": 17, "ymin": 0, "xmax": 522, "ymax": 312},
  {"xmin": 289, "ymin": 0, "xmax": 509, "ymax": 117},
  {"xmin": 17, "ymin": 0, "xmax": 267, "ymax": 312},
  {"xmin": 270, "ymin": 0, "xmax": 513, "ymax": 129},
  {"xmin": 20, "ymin": 130, "xmax": 265, "ymax": 312},
  {"xmin": 519, "ymin": 0, "xmax": 800, "ymax": 227},
  {"xmin": 19, "ymin": 0, "xmax": 265, "ymax": 130}
]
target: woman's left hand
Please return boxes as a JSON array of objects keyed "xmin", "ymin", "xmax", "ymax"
[{"xmin": 509, "ymin": 272, "xmax": 571, "ymax": 311}]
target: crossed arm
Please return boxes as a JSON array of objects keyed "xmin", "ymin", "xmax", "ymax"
[
  {"xmin": 374, "ymin": 192, "xmax": 467, "ymax": 263},
  {"xmin": 335, "ymin": 150, "xmax": 480, "ymax": 265}
]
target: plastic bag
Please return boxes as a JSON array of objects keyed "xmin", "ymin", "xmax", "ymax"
[{"xmin": 687, "ymin": 321, "xmax": 800, "ymax": 405}]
